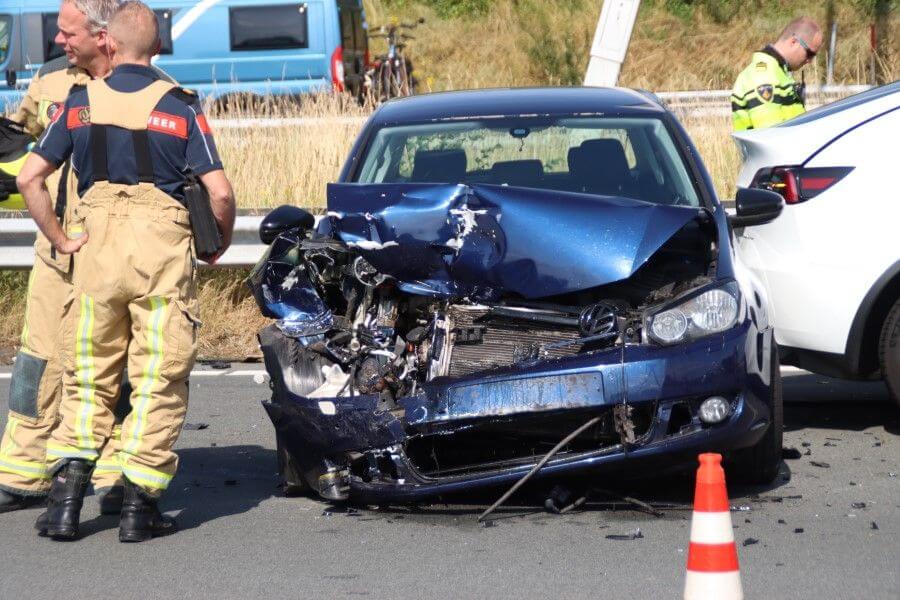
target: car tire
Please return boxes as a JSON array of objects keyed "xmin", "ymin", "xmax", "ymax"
[
  {"xmin": 277, "ymin": 437, "xmax": 309, "ymax": 496},
  {"xmin": 878, "ymin": 298, "xmax": 900, "ymax": 407},
  {"xmin": 732, "ymin": 347, "xmax": 784, "ymax": 484}
]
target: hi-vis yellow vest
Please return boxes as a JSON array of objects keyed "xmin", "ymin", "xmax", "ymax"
[{"xmin": 731, "ymin": 51, "xmax": 805, "ymax": 131}]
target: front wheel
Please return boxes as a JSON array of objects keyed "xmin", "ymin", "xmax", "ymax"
[
  {"xmin": 731, "ymin": 346, "xmax": 783, "ymax": 484},
  {"xmin": 878, "ymin": 298, "xmax": 900, "ymax": 407}
]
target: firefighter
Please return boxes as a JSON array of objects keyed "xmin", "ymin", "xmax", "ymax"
[
  {"xmin": 17, "ymin": 0, "xmax": 236, "ymax": 542},
  {"xmin": 0, "ymin": 0, "xmax": 138, "ymax": 516},
  {"xmin": 731, "ymin": 16, "xmax": 823, "ymax": 131}
]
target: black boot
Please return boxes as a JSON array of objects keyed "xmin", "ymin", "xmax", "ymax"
[
  {"xmin": 98, "ymin": 485, "xmax": 125, "ymax": 515},
  {"xmin": 44, "ymin": 460, "xmax": 93, "ymax": 540},
  {"xmin": 119, "ymin": 479, "xmax": 177, "ymax": 543},
  {"xmin": 0, "ymin": 488, "xmax": 45, "ymax": 513}
]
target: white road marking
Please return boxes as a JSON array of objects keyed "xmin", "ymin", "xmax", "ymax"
[{"xmin": 227, "ymin": 370, "xmax": 267, "ymax": 377}]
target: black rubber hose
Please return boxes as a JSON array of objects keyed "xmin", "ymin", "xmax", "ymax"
[{"xmin": 478, "ymin": 415, "xmax": 601, "ymax": 522}]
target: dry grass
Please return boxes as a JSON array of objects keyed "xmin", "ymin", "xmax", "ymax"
[
  {"xmin": 364, "ymin": 0, "xmax": 897, "ymax": 91},
  {"xmin": 209, "ymin": 94, "xmax": 370, "ymax": 209}
]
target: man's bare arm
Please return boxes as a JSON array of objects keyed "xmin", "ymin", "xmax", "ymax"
[
  {"xmin": 198, "ymin": 169, "xmax": 236, "ymax": 262},
  {"xmin": 17, "ymin": 153, "xmax": 88, "ymax": 255}
]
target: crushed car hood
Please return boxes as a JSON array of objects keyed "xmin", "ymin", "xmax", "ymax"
[{"xmin": 326, "ymin": 183, "xmax": 705, "ymax": 300}]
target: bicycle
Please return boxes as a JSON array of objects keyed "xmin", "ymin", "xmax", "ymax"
[{"xmin": 365, "ymin": 17, "xmax": 425, "ymax": 101}]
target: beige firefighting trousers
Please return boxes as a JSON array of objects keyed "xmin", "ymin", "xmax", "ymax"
[
  {"xmin": 0, "ymin": 238, "xmax": 128, "ymax": 495},
  {"xmin": 0, "ymin": 180, "xmax": 125, "ymax": 498},
  {"xmin": 47, "ymin": 183, "xmax": 199, "ymax": 496}
]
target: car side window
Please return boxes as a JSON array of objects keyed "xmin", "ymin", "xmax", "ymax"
[{"xmin": 230, "ymin": 4, "xmax": 309, "ymax": 51}]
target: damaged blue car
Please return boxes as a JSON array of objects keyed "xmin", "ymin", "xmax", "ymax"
[{"xmin": 248, "ymin": 87, "xmax": 786, "ymax": 504}]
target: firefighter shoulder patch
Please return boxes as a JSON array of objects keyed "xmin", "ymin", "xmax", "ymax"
[{"xmin": 757, "ymin": 84, "xmax": 774, "ymax": 102}]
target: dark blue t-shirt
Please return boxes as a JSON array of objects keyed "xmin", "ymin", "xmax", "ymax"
[{"xmin": 34, "ymin": 64, "xmax": 223, "ymax": 202}]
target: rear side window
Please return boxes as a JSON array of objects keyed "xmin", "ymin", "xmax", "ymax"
[
  {"xmin": 42, "ymin": 13, "xmax": 64, "ymax": 62},
  {"xmin": 230, "ymin": 4, "xmax": 309, "ymax": 51},
  {"xmin": 155, "ymin": 9, "xmax": 174, "ymax": 55}
]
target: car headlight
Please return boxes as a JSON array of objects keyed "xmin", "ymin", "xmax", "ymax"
[{"xmin": 645, "ymin": 282, "xmax": 741, "ymax": 345}]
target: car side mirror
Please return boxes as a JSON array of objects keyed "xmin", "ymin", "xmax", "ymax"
[
  {"xmin": 259, "ymin": 205, "xmax": 316, "ymax": 245},
  {"xmin": 728, "ymin": 187, "xmax": 783, "ymax": 228}
]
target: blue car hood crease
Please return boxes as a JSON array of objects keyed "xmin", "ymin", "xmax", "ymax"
[{"xmin": 325, "ymin": 183, "xmax": 706, "ymax": 300}]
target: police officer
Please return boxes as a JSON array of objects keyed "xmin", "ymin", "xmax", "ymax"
[
  {"xmin": 0, "ymin": 0, "xmax": 137, "ymax": 515},
  {"xmin": 731, "ymin": 16, "xmax": 823, "ymax": 131},
  {"xmin": 17, "ymin": 0, "xmax": 236, "ymax": 542}
]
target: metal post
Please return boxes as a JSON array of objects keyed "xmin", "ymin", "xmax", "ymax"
[
  {"xmin": 826, "ymin": 22, "xmax": 837, "ymax": 86},
  {"xmin": 584, "ymin": 0, "xmax": 642, "ymax": 87}
]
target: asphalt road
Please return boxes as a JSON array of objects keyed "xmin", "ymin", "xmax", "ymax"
[{"xmin": 0, "ymin": 365, "xmax": 897, "ymax": 600}]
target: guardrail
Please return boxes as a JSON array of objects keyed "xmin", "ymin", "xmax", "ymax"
[{"xmin": 0, "ymin": 215, "xmax": 269, "ymax": 269}]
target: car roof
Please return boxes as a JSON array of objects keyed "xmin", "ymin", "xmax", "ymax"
[{"xmin": 370, "ymin": 87, "xmax": 667, "ymax": 126}]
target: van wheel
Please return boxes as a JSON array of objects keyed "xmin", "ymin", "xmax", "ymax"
[
  {"xmin": 731, "ymin": 348, "xmax": 783, "ymax": 484},
  {"xmin": 878, "ymin": 298, "xmax": 900, "ymax": 407}
]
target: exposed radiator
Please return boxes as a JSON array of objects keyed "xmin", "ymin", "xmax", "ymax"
[{"xmin": 445, "ymin": 305, "xmax": 585, "ymax": 378}]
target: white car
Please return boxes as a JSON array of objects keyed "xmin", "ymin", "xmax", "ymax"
[{"xmin": 733, "ymin": 82, "xmax": 900, "ymax": 405}]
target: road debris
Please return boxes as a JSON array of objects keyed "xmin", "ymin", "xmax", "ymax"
[
  {"xmin": 871, "ymin": 522, "xmax": 879, "ymax": 530},
  {"xmin": 810, "ymin": 461, "xmax": 831, "ymax": 468},
  {"xmin": 183, "ymin": 422, "xmax": 209, "ymax": 431},
  {"xmin": 793, "ymin": 528, "xmax": 804, "ymax": 534},
  {"xmin": 605, "ymin": 528, "xmax": 643, "ymax": 541},
  {"xmin": 742, "ymin": 538, "xmax": 759, "ymax": 546},
  {"xmin": 851, "ymin": 502, "xmax": 867, "ymax": 509}
]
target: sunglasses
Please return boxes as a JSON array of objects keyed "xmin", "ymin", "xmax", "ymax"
[{"xmin": 793, "ymin": 35, "xmax": 817, "ymax": 60}]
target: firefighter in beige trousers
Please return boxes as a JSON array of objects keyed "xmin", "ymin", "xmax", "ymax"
[
  {"xmin": 17, "ymin": 1, "xmax": 235, "ymax": 542},
  {"xmin": 0, "ymin": 0, "xmax": 130, "ymax": 514}
]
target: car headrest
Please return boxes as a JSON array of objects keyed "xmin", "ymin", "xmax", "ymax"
[
  {"xmin": 567, "ymin": 138, "xmax": 631, "ymax": 195},
  {"xmin": 490, "ymin": 160, "xmax": 544, "ymax": 186},
  {"xmin": 410, "ymin": 149, "xmax": 467, "ymax": 183}
]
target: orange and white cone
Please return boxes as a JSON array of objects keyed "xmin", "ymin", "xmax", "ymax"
[{"xmin": 683, "ymin": 453, "xmax": 743, "ymax": 600}]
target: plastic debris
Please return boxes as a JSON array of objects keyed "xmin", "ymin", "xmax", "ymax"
[
  {"xmin": 742, "ymin": 538, "xmax": 759, "ymax": 546},
  {"xmin": 870, "ymin": 521, "xmax": 879, "ymax": 530},
  {"xmin": 605, "ymin": 528, "xmax": 643, "ymax": 541},
  {"xmin": 810, "ymin": 461, "xmax": 831, "ymax": 468},
  {"xmin": 793, "ymin": 528, "xmax": 804, "ymax": 534},
  {"xmin": 851, "ymin": 502, "xmax": 867, "ymax": 509}
]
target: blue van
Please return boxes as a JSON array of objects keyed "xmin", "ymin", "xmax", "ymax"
[{"xmin": 0, "ymin": 0, "xmax": 369, "ymax": 109}]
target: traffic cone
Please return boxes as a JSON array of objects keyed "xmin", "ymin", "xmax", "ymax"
[{"xmin": 683, "ymin": 453, "xmax": 743, "ymax": 600}]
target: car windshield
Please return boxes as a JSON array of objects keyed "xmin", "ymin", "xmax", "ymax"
[{"xmin": 354, "ymin": 116, "xmax": 701, "ymax": 207}]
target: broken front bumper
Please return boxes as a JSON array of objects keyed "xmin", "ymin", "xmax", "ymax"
[{"xmin": 261, "ymin": 319, "xmax": 775, "ymax": 503}]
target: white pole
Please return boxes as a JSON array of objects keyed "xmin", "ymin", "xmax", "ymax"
[
  {"xmin": 826, "ymin": 22, "xmax": 837, "ymax": 86},
  {"xmin": 584, "ymin": 0, "xmax": 642, "ymax": 87}
]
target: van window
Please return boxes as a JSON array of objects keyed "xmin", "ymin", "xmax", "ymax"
[
  {"xmin": 42, "ymin": 13, "xmax": 65, "ymax": 62},
  {"xmin": 155, "ymin": 9, "xmax": 174, "ymax": 55},
  {"xmin": 0, "ymin": 15, "xmax": 11, "ymax": 65},
  {"xmin": 230, "ymin": 4, "xmax": 309, "ymax": 51}
]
